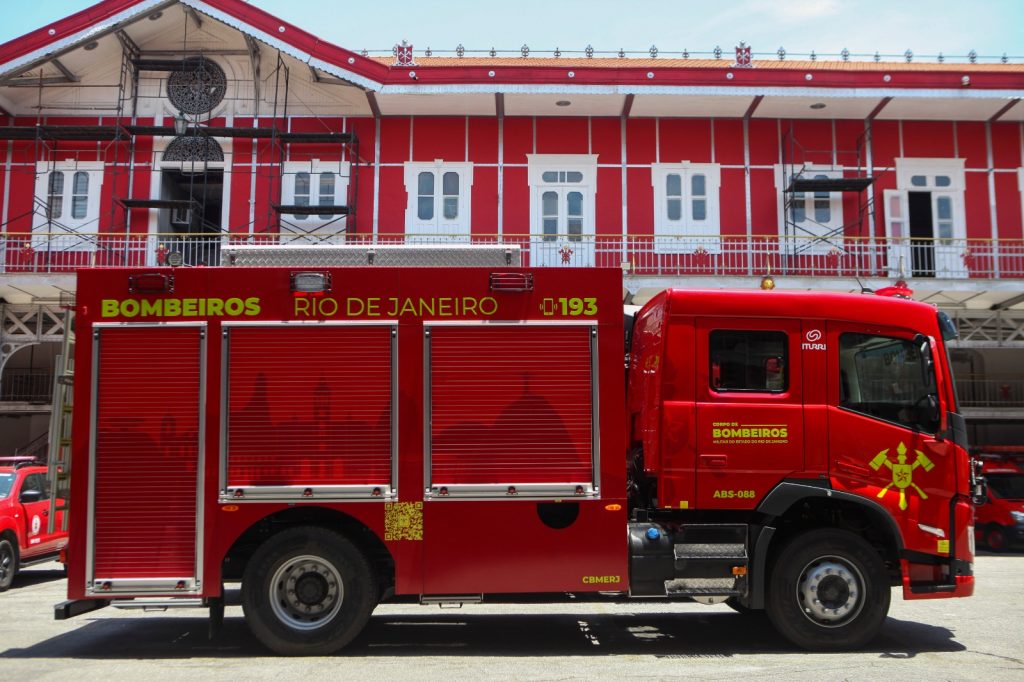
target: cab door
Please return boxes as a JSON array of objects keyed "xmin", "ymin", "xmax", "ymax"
[
  {"xmin": 694, "ymin": 318, "xmax": 805, "ymax": 509},
  {"xmin": 827, "ymin": 323, "xmax": 958, "ymax": 557},
  {"xmin": 17, "ymin": 473, "xmax": 53, "ymax": 557}
]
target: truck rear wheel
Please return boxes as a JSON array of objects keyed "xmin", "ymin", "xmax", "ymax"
[
  {"xmin": 242, "ymin": 526, "xmax": 377, "ymax": 655},
  {"xmin": 0, "ymin": 538, "xmax": 16, "ymax": 591},
  {"xmin": 765, "ymin": 529, "xmax": 890, "ymax": 651}
]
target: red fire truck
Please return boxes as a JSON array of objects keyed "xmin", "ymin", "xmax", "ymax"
[{"xmin": 56, "ymin": 263, "xmax": 977, "ymax": 654}]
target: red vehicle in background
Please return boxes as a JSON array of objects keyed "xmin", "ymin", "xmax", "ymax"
[
  {"xmin": 974, "ymin": 450, "xmax": 1024, "ymax": 551},
  {"xmin": 0, "ymin": 457, "xmax": 68, "ymax": 590}
]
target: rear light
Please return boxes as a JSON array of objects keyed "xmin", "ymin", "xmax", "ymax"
[
  {"xmin": 291, "ymin": 271, "xmax": 332, "ymax": 296},
  {"xmin": 489, "ymin": 272, "xmax": 533, "ymax": 292},
  {"xmin": 128, "ymin": 272, "xmax": 174, "ymax": 294}
]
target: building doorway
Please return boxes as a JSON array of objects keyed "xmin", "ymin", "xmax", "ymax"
[
  {"xmin": 159, "ymin": 169, "xmax": 223, "ymax": 265},
  {"xmin": 908, "ymin": 191, "xmax": 934, "ymax": 277},
  {"xmin": 157, "ymin": 134, "xmax": 226, "ymax": 266}
]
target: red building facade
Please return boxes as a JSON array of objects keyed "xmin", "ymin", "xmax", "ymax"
[{"xmin": 0, "ymin": 0, "xmax": 1022, "ymax": 449}]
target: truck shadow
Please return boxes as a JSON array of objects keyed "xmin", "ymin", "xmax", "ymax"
[
  {"xmin": 9, "ymin": 569, "xmax": 65, "ymax": 590},
  {"xmin": 0, "ymin": 611, "xmax": 964, "ymax": 659}
]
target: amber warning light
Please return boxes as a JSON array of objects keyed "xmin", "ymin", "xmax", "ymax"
[{"xmin": 291, "ymin": 271, "xmax": 332, "ymax": 297}]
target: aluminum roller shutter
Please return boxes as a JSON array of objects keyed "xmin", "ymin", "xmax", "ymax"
[
  {"xmin": 428, "ymin": 324, "xmax": 595, "ymax": 490},
  {"xmin": 224, "ymin": 324, "xmax": 394, "ymax": 494},
  {"xmin": 90, "ymin": 324, "xmax": 204, "ymax": 586}
]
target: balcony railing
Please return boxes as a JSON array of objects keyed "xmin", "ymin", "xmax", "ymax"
[
  {"xmin": 3, "ymin": 232, "xmax": 1024, "ymax": 279},
  {"xmin": 0, "ymin": 369, "xmax": 53, "ymax": 403},
  {"xmin": 955, "ymin": 375, "xmax": 1024, "ymax": 409}
]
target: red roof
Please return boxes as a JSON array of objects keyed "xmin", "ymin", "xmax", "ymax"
[{"xmin": 1, "ymin": 0, "xmax": 1022, "ymax": 91}]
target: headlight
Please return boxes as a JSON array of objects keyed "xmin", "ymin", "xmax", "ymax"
[{"xmin": 1011, "ymin": 511, "xmax": 1024, "ymax": 524}]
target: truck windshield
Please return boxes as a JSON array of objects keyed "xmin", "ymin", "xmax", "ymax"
[
  {"xmin": 987, "ymin": 473, "xmax": 1024, "ymax": 500},
  {"xmin": 0, "ymin": 473, "xmax": 13, "ymax": 499},
  {"xmin": 839, "ymin": 332, "xmax": 940, "ymax": 433}
]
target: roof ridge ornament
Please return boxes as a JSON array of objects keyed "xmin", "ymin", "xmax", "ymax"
[
  {"xmin": 393, "ymin": 40, "xmax": 415, "ymax": 67},
  {"xmin": 734, "ymin": 42, "xmax": 752, "ymax": 68}
]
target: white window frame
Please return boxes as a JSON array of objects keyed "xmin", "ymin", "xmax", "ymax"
[
  {"xmin": 527, "ymin": 154, "xmax": 598, "ymax": 267},
  {"xmin": 527, "ymin": 154, "xmax": 597, "ymax": 238},
  {"xmin": 774, "ymin": 164, "xmax": 844, "ymax": 255},
  {"xmin": 890, "ymin": 158, "xmax": 967, "ymax": 243},
  {"xmin": 403, "ymin": 160, "xmax": 473, "ymax": 239},
  {"xmin": 1019, "ymin": 168, "xmax": 1024, "ymax": 237},
  {"xmin": 281, "ymin": 159, "xmax": 351, "ymax": 236},
  {"xmin": 32, "ymin": 161, "xmax": 104, "ymax": 250},
  {"xmin": 651, "ymin": 162, "xmax": 721, "ymax": 253},
  {"xmin": 884, "ymin": 157, "xmax": 968, "ymax": 279}
]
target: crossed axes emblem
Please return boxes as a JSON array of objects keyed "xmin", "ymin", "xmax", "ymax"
[{"xmin": 868, "ymin": 441, "xmax": 934, "ymax": 511}]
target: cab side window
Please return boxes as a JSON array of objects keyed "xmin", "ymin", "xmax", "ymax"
[
  {"xmin": 710, "ymin": 330, "xmax": 788, "ymax": 392},
  {"xmin": 20, "ymin": 473, "xmax": 43, "ymax": 498},
  {"xmin": 838, "ymin": 333, "xmax": 939, "ymax": 433}
]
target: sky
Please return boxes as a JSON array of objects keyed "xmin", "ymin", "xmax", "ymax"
[{"xmin": 1, "ymin": 0, "xmax": 1022, "ymax": 61}]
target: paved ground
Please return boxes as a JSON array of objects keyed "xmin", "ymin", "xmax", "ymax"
[{"xmin": 1, "ymin": 551, "xmax": 1022, "ymax": 680}]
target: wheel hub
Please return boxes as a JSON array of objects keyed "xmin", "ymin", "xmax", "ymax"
[
  {"xmin": 270, "ymin": 555, "xmax": 344, "ymax": 630},
  {"xmin": 295, "ymin": 572, "xmax": 329, "ymax": 606},
  {"xmin": 797, "ymin": 557, "xmax": 865, "ymax": 627}
]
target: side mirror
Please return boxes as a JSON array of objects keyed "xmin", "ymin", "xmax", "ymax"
[
  {"xmin": 970, "ymin": 459, "xmax": 988, "ymax": 505},
  {"xmin": 19, "ymin": 489, "xmax": 43, "ymax": 504},
  {"xmin": 913, "ymin": 333, "xmax": 933, "ymax": 384}
]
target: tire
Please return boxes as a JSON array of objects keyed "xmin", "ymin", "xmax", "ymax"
[
  {"xmin": 985, "ymin": 525, "xmax": 1008, "ymax": 552},
  {"xmin": 0, "ymin": 538, "xmax": 17, "ymax": 592},
  {"xmin": 241, "ymin": 526, "xmax": 377, "ymax": 655},
  {"xmin": 765, "ymin": 529, "xmax": 890, "ymax": 651}
]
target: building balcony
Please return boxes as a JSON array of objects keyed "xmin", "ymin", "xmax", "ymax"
[
  {"xmin": 2, "ymin": 229, "xmax": 1024, "ymax": 301},
  {"xmin": 0, "ymin": 369, "xmax": 53, "ymax": 403}
]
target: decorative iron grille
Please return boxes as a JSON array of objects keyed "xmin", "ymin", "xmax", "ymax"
[
  {"xmin": 163, "ymin": 135, "xmax": 224, "ymax": 163},
  {"xmin": 167, "ymin": 57, "xmax": 227, "ymax": 115}
]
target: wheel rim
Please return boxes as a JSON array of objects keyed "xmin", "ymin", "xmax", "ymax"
[
  {"xmin": 269, "ymin": 555, "xmax": 344, "ymax": 631},
  {"xmin": 796, "ymin": 555, "xmax": 866, "ymax": 628},
  {"xmin": 987, "ymin": 528, "xmax": 1006, "ymax": 551}
]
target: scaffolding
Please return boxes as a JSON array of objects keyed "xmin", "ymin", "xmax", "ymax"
[
  {"xmin": 0, "ymin": 15, "xmax": 362, "ymax": 269},
  {"xmin": 779, "ymin": 125, "xmax": 877, "ymax": 263}
]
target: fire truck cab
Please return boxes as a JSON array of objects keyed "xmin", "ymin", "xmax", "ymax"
[{"xmin": 57, "ymin": 264, "xmax": 974, "ymax": 655}]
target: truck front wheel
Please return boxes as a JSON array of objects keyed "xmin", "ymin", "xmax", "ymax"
[
  {"xmin": 765, "ymin": 529, "xmax": 890, "ymax": 651},
  {"xmin": 984, "ymin": 525, "xmax": 1007, "ymax": 552},
  {"xmin": 242, "ymin": 526, "xmax": 377, "ymax": 655},
  {"xmin": 0, "ymin": 538, "xmax": 16, "ymax": 591}
]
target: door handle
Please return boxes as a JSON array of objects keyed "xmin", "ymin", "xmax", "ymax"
[
  {"xmin": 43, "ymin": 509, "xmax": 49, "ymax": 516},
  {"xmin": 700, "ymin": 454, "xmax": 728, "ymax": 468}
]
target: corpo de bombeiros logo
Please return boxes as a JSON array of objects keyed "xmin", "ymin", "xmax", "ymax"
[{"xmin": 802, "ymin": 329, "xmax": 826, "ymax": 351}]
